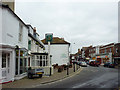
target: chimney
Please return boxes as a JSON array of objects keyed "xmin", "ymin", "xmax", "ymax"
[
  {"xmin": 33, "ymin": 27, "xmax": 36, "ymax": 38},
  {"xmin": 33, "ymin": 27, "xmax": 36, "ymax": 33}
]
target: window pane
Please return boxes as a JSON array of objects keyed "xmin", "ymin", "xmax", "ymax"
[
  {"xmin": 2, "ymin": 53, "xmax": 6, "ymax": 68},
  {"xmin": 40, "ymin": 61, "xmax": 42, "ymax": 66},
  {"xmin": 37, "ymin": 56, "xmax": 39, "ymax": 59},
  {"xmin": 40, "ymin": 56, "xmax": 42, "ymax": 60},
  {"xmin": 16, "ymin": 58, "xmax": 18, "ymax": 75},
  {"xmin": 43, "ymin": 61, "xmax": 45, "ymax": 66}
]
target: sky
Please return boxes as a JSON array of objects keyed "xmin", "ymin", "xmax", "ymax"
[{"xmin": 15, "ymin": 0, "xmax": 118, "ymax": 54}]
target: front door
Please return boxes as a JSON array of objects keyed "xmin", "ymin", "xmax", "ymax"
[{"xmin": 1, "ymin": 53, "xmax": 10, "ymax": 82}]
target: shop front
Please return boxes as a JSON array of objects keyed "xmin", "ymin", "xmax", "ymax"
[
  {"xmin": 0, "ymin": 45, "xmax": 15, "ymax": 84},
  {"xmin": 96, "ymin": 53, "xmax": 113, "ymax": 65},
  {"xmin": 15, "ymin": 48, "xmax": 28, "ymax": 80}
]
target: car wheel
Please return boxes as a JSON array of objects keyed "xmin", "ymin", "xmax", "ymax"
[
  {"xmin": 39, "ymin": 74, "xmax": 42, "ymax": 78},
  {"xmin": 28, "ymin": 73, "xmax": 33, "ymax": 79}
]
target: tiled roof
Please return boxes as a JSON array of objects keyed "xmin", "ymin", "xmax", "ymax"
[{"xmin": 41, "ymin": 37, "xmax": 70, "ymax": 45}]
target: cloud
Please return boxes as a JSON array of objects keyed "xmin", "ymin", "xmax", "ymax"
[{"xmin": 15, "ymin": 1, "xmax": 118, "ymax": 53}]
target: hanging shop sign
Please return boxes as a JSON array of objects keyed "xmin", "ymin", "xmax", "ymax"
[{"xmin": 45, "ymin": 33, "xmax": 53, "ymax": 43}]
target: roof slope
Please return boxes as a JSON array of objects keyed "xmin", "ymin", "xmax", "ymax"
[{"xmin": 41, "ymin": 37, "xmax": 70, "ymax": 45}]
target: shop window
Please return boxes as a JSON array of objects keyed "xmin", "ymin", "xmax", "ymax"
[
  {"xmin": 40, "ymin": 61, "xmax": 42, "ymax": 66},
  {"xmin": 16, "ymin": 50, "xmax": 19, "ymax": 56},
  {"xmin": 20, "ymin": 58, "xmax": 23, "ymax": 74},
  {"xmin": 43, "ymin": 61, "xmax": 45, "ymax": 66},
  {"xmin": 24, "ymin": 58, "xmax": 27, "ymax": 72},
  {"xmin": 43, "ymin": 56, "xmax": 45, "ymax": 59},
  {"xmin": 15, "ymin": 58, "xmax": 18, "ymax": 75},
  {"xmin": 37, "ymin": 55, "xmax": 39, "ymax": 59},
  {"xmin": 2, "ymin": 53, "xmax": 6, "ymax": 68},
  {"xmin": 32, "ymin": 60, "xmax": 35, "ymax": 66},
  {"xmin": 40, "ymin": 56, "xmax": 42, "ymax": 60}
]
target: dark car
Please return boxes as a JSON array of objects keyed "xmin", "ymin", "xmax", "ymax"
[
  {"xmin": 108, "ymin": 62, "xmax": 115, "ymax": 68},
  {"xmin": 104, "ymin": 62, "xmax": 115, "ymax": 68},
  {"xmin": 89, "ymin": 61, "xmax": 99, "ymax": 67},
  {"xmin": 104, "ymin": 62, "xmax": 110, "ymax": 67}
]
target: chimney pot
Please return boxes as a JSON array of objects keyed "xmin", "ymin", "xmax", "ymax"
[{"xmin": 34, "ymin": 27, "xmax": 36, "ymax": 33}]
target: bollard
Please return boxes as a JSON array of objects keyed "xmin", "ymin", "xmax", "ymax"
[
  {"xmin": 50, "ymin": 67, "xmax": 51, "ymax": 76},
  {"xmin": 74, "ymin": 63, "xmax": 75, "ymax": 72},
  {"xmin": 77, "ymin": 64, "xmax": 78, "ymax": 70},
  {"xmin": 67, "ymin": 66, "xmax": 69, "ymax": 75}
]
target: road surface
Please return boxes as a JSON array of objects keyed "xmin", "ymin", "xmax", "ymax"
[{"xmin": 35, "ymin": 66, "xmax": 119, "ymax": 89}]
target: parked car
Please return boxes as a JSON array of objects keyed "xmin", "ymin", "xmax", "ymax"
[
  {"xmin": 80, "ymin": 62, "xmax": 87, "ymax": 67},
  {"xmin": 89, "ymin": 61, "xmax": 99, "ymax": 67},
  {"xmin": 86, "ymin": 61, "xmax": 89, "ymax": 65},
  {"xmin": 104, "ymin": 62, "xmax": 115, "ymax": 68},
  {"xmin": 27, "ymin": 67, "xmax": 44, "ymax": 79},
  {"xmin": 104, "ymin": 62, "xmax": 110, "ymax": 67},
  {"xmin": 76, "ymin": 61, "xmax": 82, "ymax": 65},
  {"xmin": 108, "ymin": 62, "xmax": 115, "ymax": 68}
]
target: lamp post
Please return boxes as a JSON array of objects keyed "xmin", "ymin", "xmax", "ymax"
[{"xmin": 45, "ymin": 33, "xmax": 53, "ymax": 76}]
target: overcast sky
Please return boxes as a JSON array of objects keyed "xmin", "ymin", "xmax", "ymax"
[{"xmin": 15, "ymin": 0, "xmax": 118, "ymax": 53}]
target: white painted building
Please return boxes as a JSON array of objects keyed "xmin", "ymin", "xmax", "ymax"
[
  {"xmin": 42, "ymin": 37, "xmax": 70, "ymax": 65},
  {"xmin": 27, "ymin": 25, "xmax": 53, "ymax": 76},
  {"xmin": 0, "ymin": 4, "xmax": 28, "ymax": 83}
]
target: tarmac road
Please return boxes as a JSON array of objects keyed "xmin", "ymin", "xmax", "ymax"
[{"xmin": 36, "ymin": 65, "xmax": 119, "ymax": 89}]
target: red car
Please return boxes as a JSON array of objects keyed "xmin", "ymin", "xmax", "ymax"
[{"xmin": 89, "ymin": 61, "xmax": 99, "ymax": 67}]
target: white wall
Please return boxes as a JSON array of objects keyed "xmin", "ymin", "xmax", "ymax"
[
  {"xmin": 45, "ymin": 44, "xmax": 69, "ymax": 65},
  {"xmin": 0, "ymin": 8, "xmax": 2, "ymax": 45},
  {"xmin": 1, "ymin": 7, "xmax": 28, "ymax": 49}
]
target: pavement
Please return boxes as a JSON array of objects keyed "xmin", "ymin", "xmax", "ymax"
[{"xmin": 2, "ymin": 65, "xmax": 82, "ymax": 88}]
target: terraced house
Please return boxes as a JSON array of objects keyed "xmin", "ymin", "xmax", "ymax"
[
  {"xmin": 0, "ymin": 3, "xmax": 49, "ymax": 83},
  {"xmin": 0, "ymin": 4, "xmax": 28, "ymax": 83},
  {"xmin": 27, "ymin": 25, "xmax": 52, "ymax": 76}
]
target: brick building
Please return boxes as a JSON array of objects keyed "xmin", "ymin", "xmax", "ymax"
[
  {"xmin": 96, "ymin": 43, "xmax": 114, "ymax": 65},
  {"xmin": 89, "ymin": 46, "xmax": 100, "ymax": 60},
  {"xmin": 114, "ymin": 43, "xmax": 120, "ymax": 65}
]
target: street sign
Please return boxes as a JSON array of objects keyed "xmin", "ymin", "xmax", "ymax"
[{"xmin": 45, "ymin": 33, "xmax": 53, "ymax": 43}]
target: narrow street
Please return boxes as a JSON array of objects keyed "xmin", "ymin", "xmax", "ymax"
[{"xmin": 35, "ymin": 66, "xmax": 119, "ymax": 89}]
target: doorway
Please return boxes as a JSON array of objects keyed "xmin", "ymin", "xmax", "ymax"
[{"xmin": 2, "ymin": 52, "xmax": 10, "ymax": 80}]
